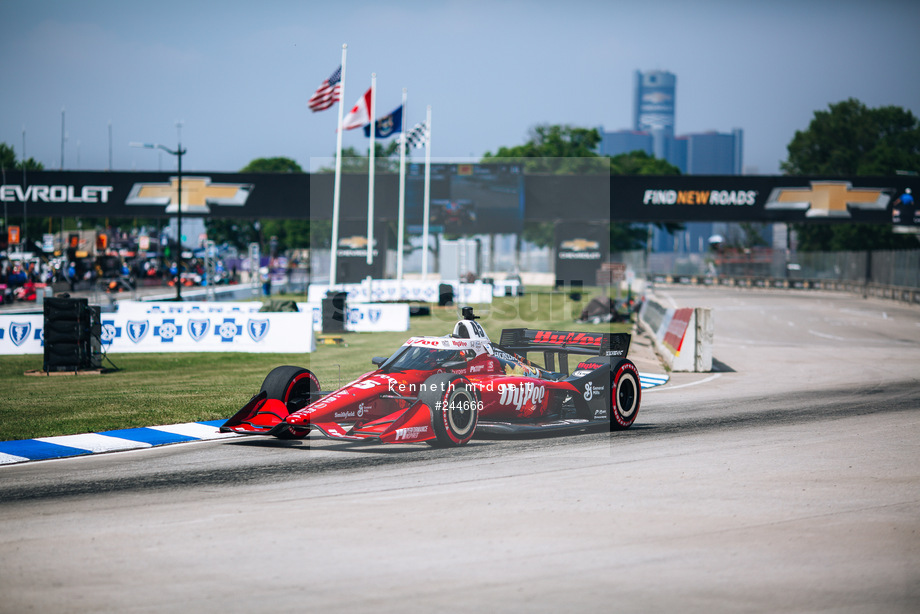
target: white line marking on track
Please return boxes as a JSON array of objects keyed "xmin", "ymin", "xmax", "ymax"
[
  {"xmin": 809, "ymin": 329, "xmax": 847, "ymax": 341},
  {"xmin": 649, "ymin": 373, "xmax": 722, "ymax": 391}
]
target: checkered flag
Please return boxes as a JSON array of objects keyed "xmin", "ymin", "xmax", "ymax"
[{"xmin": 404, "ymin": 121, "xmax": 429, "ymax": 149}]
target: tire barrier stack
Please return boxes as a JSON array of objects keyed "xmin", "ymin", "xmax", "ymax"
[{"xmin": 43, "ymin": 297, "xmax": 101, "ymax": 372}]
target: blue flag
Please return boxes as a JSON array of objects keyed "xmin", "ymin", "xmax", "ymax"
[{"xmin": 364, "ymin": 105, "xmax": 403, "ymax": 139}]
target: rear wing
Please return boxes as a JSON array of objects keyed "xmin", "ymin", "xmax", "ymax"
[{"xmin": 497, "ymin": 328, "xmax": 631, "ymax": 375}]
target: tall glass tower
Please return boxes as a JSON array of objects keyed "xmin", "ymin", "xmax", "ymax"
[{"xmin": 633, "ymin": 70, "xmax": 676, "ymax": 160}]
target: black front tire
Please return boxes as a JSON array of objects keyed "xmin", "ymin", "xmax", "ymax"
[
  {"xmin": 418, "ymin": 373, "xmax": 479, "ymax": 447},
  {"xmin": 260, "ymin": 365, "xmax": 319, "ymax": 439}
]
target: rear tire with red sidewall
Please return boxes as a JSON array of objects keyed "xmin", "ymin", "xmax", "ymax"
[
  {"xmin": 260, "ymin": 365, "xmax": 319, "ymax": 439},
  {"xmin": 418, "ymin": 373, "xmax": 479, "ymax": 447},
  {"xmin": 610, "ymin": 359, "xmax": 640, "ymax": 430}
]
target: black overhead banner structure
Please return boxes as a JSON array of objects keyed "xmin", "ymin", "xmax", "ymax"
[
  {"xmin": 333, "ymin": 219, "xmax": 387, "ymax": 283},
  {"xmin": 605, "ymin": 175, "xmax": 920, "ymax": 224},
  {"xmin": 0, "ymin": 170, "xmax": 310, "ymax": 220},
  {"xmin": 554, "ymin": 221, "xmax": 609, "ymax": 288},
  {"xmin": 2, "ymin": 169, "xmax": 918, "ymax": 225}
]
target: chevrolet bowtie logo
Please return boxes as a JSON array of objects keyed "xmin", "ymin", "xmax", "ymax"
[
  {"xmin": 765, "ymin": 181, "xmax": 890, "ymax": 218},
  {"xmin": 561, "ymin": 239, "xmax": 600, "ymax": 251},
  {"xmin": 339, "ymin": 236, "xmax": 369, "ymax": 249},
  {"xmin": 126, "ymin": 177, "xmax": 253, "ymax": 213}
]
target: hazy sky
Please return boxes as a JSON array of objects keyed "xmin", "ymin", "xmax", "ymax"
[{"xmin": 2, "ymin": 0, "xmax": 918, "ymax": 176}]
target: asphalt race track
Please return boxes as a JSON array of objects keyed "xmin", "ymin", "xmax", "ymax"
[{"xmin": 1, "ymin": 287, "xmax": 918, "ymax": 613}]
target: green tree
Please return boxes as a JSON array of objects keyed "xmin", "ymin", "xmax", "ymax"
[
  {"xmin": 2, "ymin": 143, "xmax": 45, "ymax": 251},
  {"xmin": 483, "ymin": 124, "xmax": 606, "ymax": 174},
  {"xmin": 0, "ymin": 143, "xmax": 15, "ymax": 170},
  {"xmin": 240, "ymin": 157, "xmax": 303, "ymax": 173},
  {"xmin": 782, "ymin": 99, "xmax": 920, "ymax": 175},
  {"xmin": 609, "ymin": 150, "xmax": 681, "ymax": 175},
  {"xmin": 782, "ymin": 99, "xmax": 920, "ymax": 250},
  {"xmin": 1, "ymin": 142, "xmax": 44, "ymax": 171},
  {"xmin": 316, "ymin": 143, "xmax": 401, "ymax": 173},
  {"xmin": 484, "ymin": 127, "xmax": 683, "ymax": 250},
  {"xmin": 607, "ymin": 151, "xmax": 684, "ymax": 250},
  {"xmin": 206, "ymin": 157, "xmax": 310, "ymax": 252}
]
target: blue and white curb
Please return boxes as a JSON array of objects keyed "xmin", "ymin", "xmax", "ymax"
[
  {"xmin": 0, "ymin": 373, "xmax": 669, "ymax": 466},
  {"xmin": 0, "ymin": 420, "xmax": 237, "ymax": 466},
  {"xmin": 640, "ymin": 372, "xmax": 669, "ymax": 389}
]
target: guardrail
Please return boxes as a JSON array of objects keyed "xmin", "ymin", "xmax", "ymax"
[{"xmin": 649, "ymin": 274, "xmax": 920, "ymax": 306}]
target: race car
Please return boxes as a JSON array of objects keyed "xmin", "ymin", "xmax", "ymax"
[{"xmin": 221, "ymin": 307, "xmax": 641, "ymax": 446}]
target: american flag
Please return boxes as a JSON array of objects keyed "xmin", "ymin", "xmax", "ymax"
[
  {"xmin": 308, "ymin": 66, "xmax": 342, "ymax": 112},
  {"xmin": 404, "ymin": 121, "xmax": 429, "ymax": 148}
]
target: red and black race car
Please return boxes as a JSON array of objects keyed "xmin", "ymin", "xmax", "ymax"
[{"xmin": 221, "ymin": 307, "xmax": 641, "ymax": 446}]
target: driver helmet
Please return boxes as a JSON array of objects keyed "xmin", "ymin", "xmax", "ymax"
[{"xmin": 452, "ymin": 319, "xmax": 490, "ymax": 341}]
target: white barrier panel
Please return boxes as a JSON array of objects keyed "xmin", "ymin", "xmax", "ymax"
[
  {"xmin": 638, "ymin": 297, "xmax": 713, "ymax": 372},
  {"xmin": 0, "ymin": 312, "xmax": 314, "ymax": 355},
  {"xmin": 0, "ymin": 315, "xmax": 44, "ymax": 355},
  {"xmin": 117, "ymin": 300, "xmax": 409, "ymax": 333},
  {"xmin": 99, "ymin": 313, "xmax": 315, "ymax": 353},
  {"xmin": 296, "ymin": 303, "xmax": 410, "ymax": 332},
  {"xmin": 308, "ymin": 280, "xmax": 494, "ymax": 304},
  {"xmin": 116, "ymin": 300, "xmax": 262, "ymax": 316}
]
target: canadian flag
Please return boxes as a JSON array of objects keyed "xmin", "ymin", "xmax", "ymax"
[{"xmin": 341, "ymin": 86, "xmax": 373, "ymax": 131}]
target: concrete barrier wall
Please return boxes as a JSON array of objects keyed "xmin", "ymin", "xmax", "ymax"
[{"xmin": 638, "ymin": 296, "xmax": 713, "ymax": 372}]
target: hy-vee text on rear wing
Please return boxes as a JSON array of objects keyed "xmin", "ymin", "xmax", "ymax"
[{"xmin": 497, "ymin": 328, "xmax": 631, "ymax": 375}]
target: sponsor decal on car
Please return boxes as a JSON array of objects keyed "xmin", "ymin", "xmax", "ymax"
[
  {"xmin": 498, "ymin": 382, "xmax": 546, "ymax": 411},
  {"xmin": 307, "ymin": 389, "xmax": 350, "ymax": 411},
  {"xmin": 532, "ymin": 330, "xmax": 603, "ymax": 347},
  {"xmin": 395, "ymin": 425, "xmax": 429, "ymax": 441},
  {"xmin": 583, "ymin": 382, "xmax": 605, "ymax": 401},
  {"xmin": 406, "ymin": 337, "xmax": 441, "ymax": 347}
]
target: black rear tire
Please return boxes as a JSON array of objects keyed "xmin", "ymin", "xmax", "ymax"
[
  {"xmin": 418, "ymin": 373, "xmax": 479, "ymax": 447},
  {"xmin": 610, "ymin": 360, "xmax": 640, "ymax": 430},
  {"xmin": 260, "ymin": 365, "xmax": 319, "ymax": 439}
]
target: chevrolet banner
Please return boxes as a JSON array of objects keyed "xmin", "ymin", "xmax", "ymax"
[{"xmin": 1, "ymin": 170, "xmax": 916, "ymax": 224}]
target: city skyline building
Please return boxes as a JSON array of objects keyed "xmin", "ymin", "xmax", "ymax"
[
  {"xmin": 633, "ymin": 70, "xmax": 676, "ymax": 161},
  {"xmin": 600, "ymin": 69, "xmax": 757, "ymax": 254}
]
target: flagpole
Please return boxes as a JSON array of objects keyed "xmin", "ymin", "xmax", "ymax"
[
  {"xmin": 421, "ymin": 105, "xmax": 432, "ymax": 280},
  {"xmin": 396, "ymin": 87, "xmax": 408, "ymax": 283},
  {"xmin": 330, "ymin": 43, "xmax": 347, "ymax": 288},
  {"xmin": 367, "ymin": 73, "xmax": 376, "ymax": 266}
]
